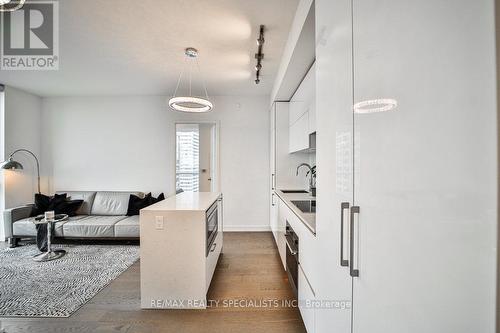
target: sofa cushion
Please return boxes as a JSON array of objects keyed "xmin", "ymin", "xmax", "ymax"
[
  {"xmin": 62, "ymin": 215, "xmax": 127, "ymax": 238},
  {"xmin": 54, "ymin": 216, "xmax": 87, "ymax": 237},
  {"xmin": 56, "ymin": 191, "xmax": 97, "ymax": 215},
  {"xmin": 91, "ymin": 191, "xmax": 143, "ymax": 216},
  {"xmin": 114, "ymin": 215, "xmax": 140, "ymax": 238},
  {"xmin": 13, "ymin": 215, "xmax": 87, "ymax": 237}
]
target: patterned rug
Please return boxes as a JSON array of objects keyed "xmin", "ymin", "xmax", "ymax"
[{"xmin": 0, "ymin": 244, "xmax": 139, "ymax": 317}]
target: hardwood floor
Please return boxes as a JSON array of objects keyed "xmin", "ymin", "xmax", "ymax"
[{"xmin": 1, "ymin": 232, "xmax": 306, "ymax": 333}]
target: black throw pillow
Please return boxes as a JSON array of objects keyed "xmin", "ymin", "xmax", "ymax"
[
  {"xmin": 48, "ymin": 193, "xmax": 68, "ymax": 211},
  {"xmin": 54, "ymin": 199, "xmax": 84, "ymax": 217},
  {"xmin": 127, "ymin": 193, "xmax": 152, "ymax": 216},
  {"xmin": 149, "ymin": 193, "xmax": 165, "ymax": 206},
  {"xmin": 32, "ymin": 193, "xmax": 67, "ymax": 216},
  {"xmin": 32, "ymin": 193, "xmax": 84, "ymax": 217}
]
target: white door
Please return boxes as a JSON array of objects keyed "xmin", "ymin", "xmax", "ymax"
[
  {"xmin": 351, "ymin": 1, "xmax": 497, "ymax": 332},
  {"xmin": 199, "ymin": 124, "xmax": 212, "ymax": 192},
  {"xmin": 314, "ymin": 0, "xmax": 354, "ymax": 332}
]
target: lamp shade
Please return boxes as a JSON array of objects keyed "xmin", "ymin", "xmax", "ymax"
[{"xmin": 0, "ymin": 158, "xmax": 23, "ymax": 170}]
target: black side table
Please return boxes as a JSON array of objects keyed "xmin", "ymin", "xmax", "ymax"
[{"xmin": 33, "ymin": 214, "xmax": 68, "ymax": 262}]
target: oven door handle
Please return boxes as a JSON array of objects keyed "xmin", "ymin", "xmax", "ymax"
[{"xmin": 286, "ymin": 238, "xmax": 297, "ymax": 256}]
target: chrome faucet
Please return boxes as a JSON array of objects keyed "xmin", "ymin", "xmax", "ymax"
[{"xmin": 296, "ymin": 163, "xmax": 315, "ymax": 194}]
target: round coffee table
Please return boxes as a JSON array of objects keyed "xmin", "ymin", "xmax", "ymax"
[{"xmin": 33, "ymin": 214, "xmax": 68, "ymax": 262}]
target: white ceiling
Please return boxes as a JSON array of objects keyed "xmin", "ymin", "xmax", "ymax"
[{"xmin": 0, "ymin": 0, "xmax": 299, "ymax": 97}]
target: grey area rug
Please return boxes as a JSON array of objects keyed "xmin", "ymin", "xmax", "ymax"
[{"xmin": 0, "ymin": 244, "xmax": 139, "ymax": 317}]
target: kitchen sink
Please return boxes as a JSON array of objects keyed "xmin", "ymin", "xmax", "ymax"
[
  {"xmin": 291, "ymin": 200, "xmax": 316, "ymax": 213},
  {"xmin": 281, "ymin": 190, "xmax": 309, "ymax": 194}
]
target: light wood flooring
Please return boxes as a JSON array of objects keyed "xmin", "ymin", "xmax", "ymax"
[{"xmin": 1, "ymin": 232, "xmax": 306, "ymax": 333}]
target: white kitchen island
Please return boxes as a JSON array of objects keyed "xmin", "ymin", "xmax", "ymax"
[{"xmin": 140, "ymin": 192, "xmax": 223, "ymax": 309}]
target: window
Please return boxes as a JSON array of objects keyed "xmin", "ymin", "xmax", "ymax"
[{"xmin": 176, "ymin": 124, "xmax": 200, "ymax": 192}]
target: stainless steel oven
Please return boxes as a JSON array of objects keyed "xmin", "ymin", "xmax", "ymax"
[
  {"xmin": 206, "ymin": 201, "xmax": 219, "ymax": 256},
  {"xmin": 285, "ymin": 221, "xmax": 299, "ymax": 296}
]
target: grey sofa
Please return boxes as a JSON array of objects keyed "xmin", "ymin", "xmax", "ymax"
[{"xmin": 4, "ymin": 191, "xmax": 144, "ymax": 247}]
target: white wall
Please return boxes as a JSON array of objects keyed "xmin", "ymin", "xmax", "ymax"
[
  {"xmin": 1, "ymin": 86, "xmax": 42, "ymax": 239},
  {"xmin": 41, "ymin": 95, "xmax": 270, "ymax": 231}
]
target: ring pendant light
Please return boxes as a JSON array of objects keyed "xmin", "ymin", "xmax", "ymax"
[
  {"xmin": 168, "ymin": 48, "xmax": 213, "ymax": 113},
  {"xmin": 0, "ymin": 0, "xmax": 25, "ymax": 12}
]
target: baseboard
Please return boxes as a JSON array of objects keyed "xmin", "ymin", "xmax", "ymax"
[{"xmin": 223, "ymin": 225, "xmax": 271, "ymax": 232}]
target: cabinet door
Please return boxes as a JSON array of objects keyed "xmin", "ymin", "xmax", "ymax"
[
  {"xmin": 351, "ymin": 1, "xmax": 496, "ymax": 332},
  {"xmin": 289, "ymin": 111, "xmax": 309, "ymax": 153},
  {"xmin": 314, "ymin": 0, "xmax": 354, "ymax": 332},
  {"xmin": 277, "ymin": 198, "xmax": 287, "ymax": 269},
  {"xmin": 270, "ymin": 192, "xmax": 278, "ymax": 243},
  {"xmin": 270, "ymin": 103, "xmax": 276, "ymax": 191},
  {"xmin": 290, "ymin": 62, "xmax": 316, "ymax": 126},
  {"xmin": 275, "ymin": 102, "xmax": 307, "ymax": 188},
  {"xmin": 270, "ymin": 104, "xmax": 278, "ymax": 240},
  {"xmin": 299, "ymin": 264, "xmax": 316, "ymax": 333},
  {"xmin": 308, "ymin": 97, "xmax": 316, "ymax": 134}
]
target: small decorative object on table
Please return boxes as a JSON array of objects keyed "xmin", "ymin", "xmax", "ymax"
[{"xmin": 32, "ymin": 211, "xmax": 68, "ymax": 262}]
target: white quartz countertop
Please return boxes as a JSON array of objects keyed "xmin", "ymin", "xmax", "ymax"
[
  {"xmin": 275, "ymin": 190, "xmax": 316, "ymax": 235},
  {"xmin": 142, "ymin": 192, "xmax": 221, "ymax": 212}
]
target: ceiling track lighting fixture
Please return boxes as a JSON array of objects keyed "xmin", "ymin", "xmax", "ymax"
[
  {"xmin": 168, "ymin": 47, "xmax": 213, "ymax": 113},
  {"xmin": 254, "ymin": 25, "xmax": 265, "ymax": 84},
  {"xmin": 0, "ymin": 0, "xmax": 25, "ymax": 12}
]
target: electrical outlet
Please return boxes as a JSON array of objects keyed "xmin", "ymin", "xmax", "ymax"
[{"xmin": 155, "ymin": 216, "xmax": 164, "ymax": 230}]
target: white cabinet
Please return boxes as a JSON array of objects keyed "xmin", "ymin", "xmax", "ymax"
[
  {"xmin": 313, "ymin": 0, "xmax": 354, "ymax": 332},
  {"xmin": 289, "ymin": 63, "xmax": 316, "ymax": 153},
  {"xmin": 349, "ymin": 1, "xmax": 497, "ymax": 332},
  {"xmin": 314, "ymin": 0, "xmax": 497, "ymax": 333},
  {"xmin": 299, "ymin": 264, "xmax": 316, "ymax": 333},
  {"xmin": 270, "ymin": 102, "xmax": 309, "ymax": 189},
  {"xmin": 270, "ymin": 192, "xmax": 278, "ymax": 243},
  {"xmin": 270, "ymin": 101, "xmax": 307, "ymax": 264},
  {"xmin": 289, "ymin": 111, "xmax": 309, "ymax": 153},
  {"xmin": 308, "ymin": 97, "xmax": 316, "ymax": 134},
  {"xmin": 276, "ymin": 195, "xmax": 318, "ymax": 325},
  {"xmin": 205, "ymin": 230, "xmax": 223, "ymax": 290},
  {"xmin": 270, "ymin": 102, "xmax": 278, "ymax": 243},
  {"xmin": 289, "ymin": 97, "xmax": 307, "ymax": 127},
  {"xmin": 276, "ymin": 196, "xmax": 287, "ymax": 269}
]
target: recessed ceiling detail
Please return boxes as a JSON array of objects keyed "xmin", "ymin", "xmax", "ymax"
[{"xmin": 0, "ymin": 0, "xmax": 299, "ymax": 97}]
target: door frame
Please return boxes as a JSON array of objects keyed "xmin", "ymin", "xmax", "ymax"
[{"xmin": 174, "ymin": 121, "xmax": 220, "ymax": 193}]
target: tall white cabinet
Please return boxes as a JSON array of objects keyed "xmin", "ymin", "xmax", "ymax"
[
  {"xmin": 314, "ymin": 0, "xmax": 497, "ymax": 333},
  {"xmin": 270, "ymin": 101, "xmax": 310, "ymax": 267},
  {"xmin": 314, "ymin": 0, "xmax": 354, "ymax": 332}
]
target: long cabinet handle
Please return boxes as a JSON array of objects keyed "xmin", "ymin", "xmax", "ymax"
[
  {"xmin": 272, "ymin": 193, "xmax": 276, "ymax": 206},
  {"xmin": 350, "ymin": 206, "xmax": 360, "ymax": 277},
  {"xmin": 340, "ymin": 202, "xmax": 350, "ymax": 267},
  {"xmin": 272, "ymin": 174, "xmax": 276, "ymax": 190}
]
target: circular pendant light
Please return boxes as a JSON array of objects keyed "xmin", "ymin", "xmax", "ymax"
[
  {"xmin": 0, "ymin": 0, "xmax": 25, "ymax": 12},
  {"xmin": 353, "ymin": 99, "xmax": 398, "ymax": 114},
  {"xmin": 168, "ymin": 48, "xmax": 213, "ymax": 113}
]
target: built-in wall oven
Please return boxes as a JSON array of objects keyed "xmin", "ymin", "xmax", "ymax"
[
  {"xmin": 285, "ymin": 221, "xmax": 299, "ymax": 296},
  {"xmin": 206, "ymin": 200, "xmax": 219, "ymax": 256}
]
